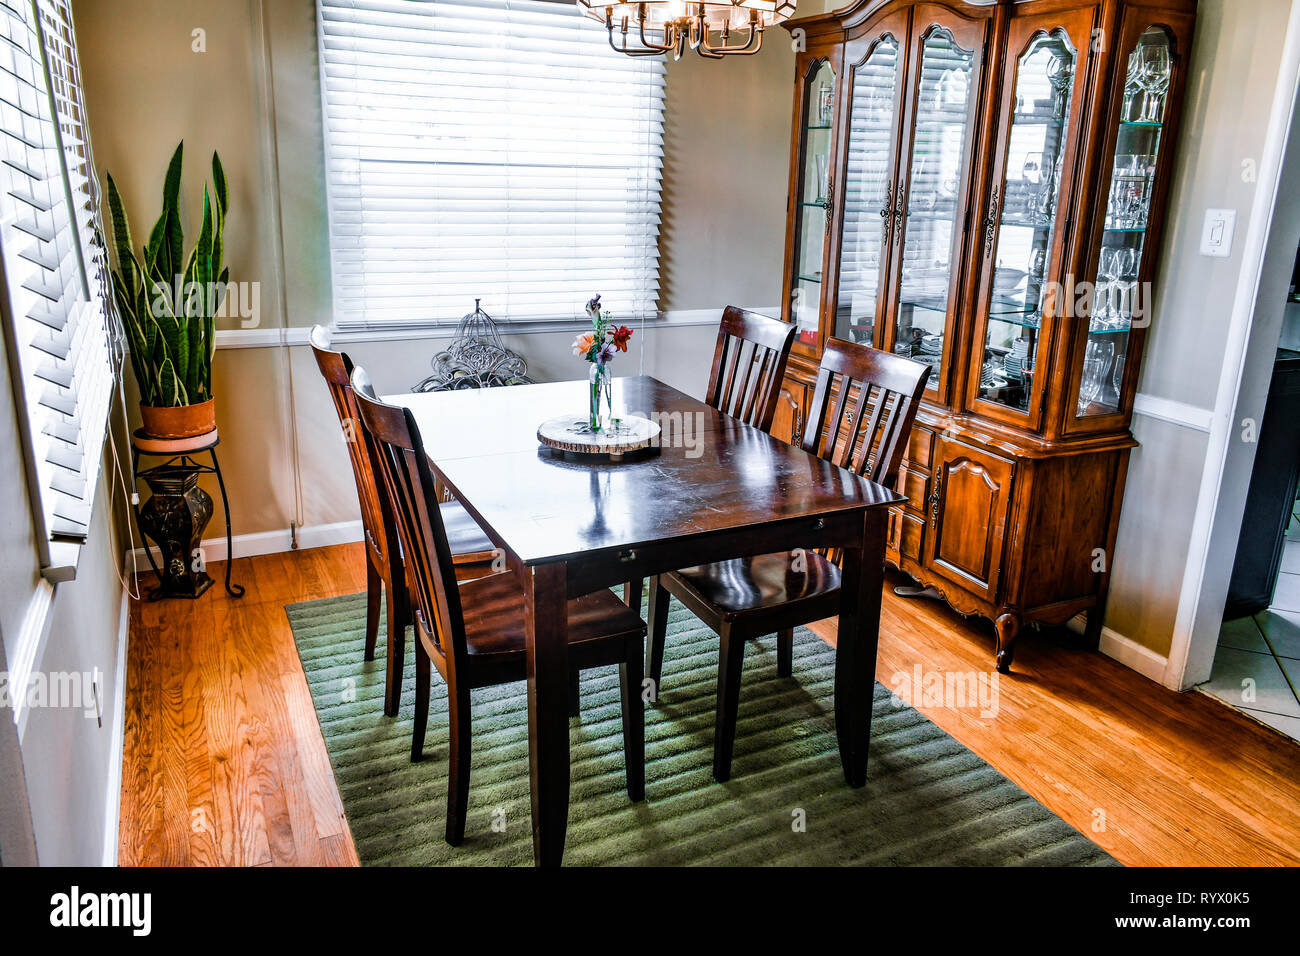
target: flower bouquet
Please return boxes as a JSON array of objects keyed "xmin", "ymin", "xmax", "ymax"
[{"xmin": 572, "ymin": 295, "xmax": 633, "ymax": 432}]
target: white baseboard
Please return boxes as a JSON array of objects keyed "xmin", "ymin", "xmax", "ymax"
[
  {"xmin": 126, "ymin": 519, "xmax": 364, "ymax": 573},
  {"xmin": 1098, "ymin": 626, "xmax": 1170, "ymax": 684},
  {"xmin": 101, "ymin": 588, "xmax": 129, "ymax": 867}
]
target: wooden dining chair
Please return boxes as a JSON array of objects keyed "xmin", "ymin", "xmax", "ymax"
[
  {"xmin": 310, "ymin": 325, "xmax": 496, "ymax": 718},
  {"xmin": 644, "ymin": 337, "xmax": 930, "ymax": 781},
  {"xmin": 623, "ymin": 306, "xmax": 797, "ymax": 613},
  {"xmin": 350, "ymin": 367, "xmax": 647, "ymax": 846}
]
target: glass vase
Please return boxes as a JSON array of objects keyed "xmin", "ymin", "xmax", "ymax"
[{"xmin": 588, "ymin": 362, "xmax": 612, "ymax": 432}]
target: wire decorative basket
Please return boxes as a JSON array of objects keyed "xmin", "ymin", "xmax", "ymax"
[{"xmin": 412, "ymin": 299, "xmax": 534, "ymax": 392}]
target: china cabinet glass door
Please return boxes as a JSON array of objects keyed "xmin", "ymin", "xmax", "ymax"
[
  {"xmin": 1075, "ymin": 25, "xmax": 1176, "ymax": 419},
  {"xmin": 791, "ymin": 59, "xmax": 838, "ymax": 350},
  {"xmin": 833, "ymin": 24, "xmax": 905, "ymax": 347},
  {"xmin": 971, "ymin": 21, "xmax": 1085, "ymax": 421},
  {"xmin": 889, "ymin": 21, "xmax": 982, "ymax": 398}
]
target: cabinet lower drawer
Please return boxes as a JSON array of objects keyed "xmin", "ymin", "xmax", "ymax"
[
  {"xmin": 887, "ymin": 506, "xmax": 925, "ymax": 564},
  {"xmin": 908, "ymin": 426, "xmax": 934, "ymax": 470},
  {"xmin": 898, "ymin": 465, "xmax": 930, "ymax": 516}
]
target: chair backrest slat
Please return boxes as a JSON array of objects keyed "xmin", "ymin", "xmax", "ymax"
[
  {"xmin": 309, "ymin": 325, "xmax": 393, "ymax": 566},
  {"xmin": 798, "ymin": 337, "xmax": 931, "ymax": 491},
  {"xmin": 351, "ymin": 368, "xmax": 469, "ymax": 678},
  {"xmin": 705, "ymin": 306, "xmax": 797, "ymax": 431}
]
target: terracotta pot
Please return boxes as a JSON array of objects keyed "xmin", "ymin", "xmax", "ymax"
[{"xmin": 139, "ymin": 398, "xmax": 217, "ymax": 440}]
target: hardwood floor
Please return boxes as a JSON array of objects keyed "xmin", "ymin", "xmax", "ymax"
[
  {"xmin": 120, "ymin": 542, "xmax": 1300, "ymax": 866},
  {"xmin": 120, "ymin": 547, "xmax": 366, "ymax": 866}
]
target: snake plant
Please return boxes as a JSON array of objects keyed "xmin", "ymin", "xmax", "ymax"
[{"xmin": 106, "ymin": 142, "xmax": 228, "ymax": 407}]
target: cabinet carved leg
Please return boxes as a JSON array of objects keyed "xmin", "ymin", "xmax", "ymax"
[
  {"xmin": 994, "ymin": 613, "xmax": 1020, "ymax": 674},
  {"xmin": 1083, "ymin": 606, "xmax": 1105, "ymax": 651}
]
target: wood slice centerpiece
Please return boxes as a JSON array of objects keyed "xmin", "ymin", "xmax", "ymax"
[{"xmin": 537, "ymin": 414, "xmax": 661, "ymax": 459}]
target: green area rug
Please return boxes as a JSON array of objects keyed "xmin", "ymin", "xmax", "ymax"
[{"xmin": 286, "ymin": 591, "xmax": 1116, "ymax": 866}]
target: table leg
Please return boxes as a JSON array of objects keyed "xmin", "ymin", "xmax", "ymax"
[
  {"xmin": 524, "ymin": 561, "xmax": 570, "ymax": 867},
  {"xmin": 834, "ymin": 507, "xmax": 888, "ymax": 788}
]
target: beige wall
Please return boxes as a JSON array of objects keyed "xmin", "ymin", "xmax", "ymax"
[{"xmin": 659, "ymin": 41, "xmax": 795, "ymax": 311}]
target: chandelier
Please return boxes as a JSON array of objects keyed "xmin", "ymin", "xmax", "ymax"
[{"xmin": 579, "ymin": 1, "xmax": 799, "ymax": 59}]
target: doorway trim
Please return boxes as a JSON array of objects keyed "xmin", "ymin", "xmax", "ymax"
[{"xmin": 1165, "ymin": 0, "xmax": 1300, "ymax": 691}]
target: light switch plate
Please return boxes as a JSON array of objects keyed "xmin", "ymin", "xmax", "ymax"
[{"xmin": 1200, "ymin": 208, "xmax": 1237, "ymax": 258}]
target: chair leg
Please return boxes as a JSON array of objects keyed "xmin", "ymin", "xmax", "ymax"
[
  {"xmin": 568, "ymin": 668, "xmax": 581, "ymax": 718},
  {"xmin": 624, "ymin": 577, "xmax": 644, "ymax": 613},
  {"xmin": 383, "ymin": 578, "xmax": 407, "ymax": 718},
  {"xmin": 777, "ymin": 628, "xmax": 794, "ymax": 678},
  {"xmin": 445, "ymin": 682, "xmax": 473, "ymax": 846},
  {"xmin": 645, "ymin": 575, "xmax": 670, "ymax": 703},
  {"xmin": 364, "ymin": 559, "xmax": 381, "ymax": 662},
  {"xmin": 713, "ymin": 622, "xmax": 747, "ymax": 783},
  {"xmin": 620, "ymin": 641, "xmax": 646, "ymax": 802},
  {"xmin": 411, "ymin": 643, "xmax": 430, "ymax": 762}
]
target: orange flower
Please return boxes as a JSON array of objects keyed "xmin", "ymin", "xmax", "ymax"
[{"xmin": 572, "ymin": 332, "xmax": 595, "ymax": 358}]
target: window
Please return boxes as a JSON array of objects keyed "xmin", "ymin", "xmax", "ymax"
[
  {"xmin": 317, "ymin": 0, "xmax": 666, "ymax": 331},
  {"xmin": 0, "ymin": 0, "xmax": 113, "ymax": 562}
]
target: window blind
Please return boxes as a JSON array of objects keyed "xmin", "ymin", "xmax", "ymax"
[
  {"xmin": 0, "ymin": 0, "xmax": 113, "ymax": 554},
  {"xmin": 317, "ymin": 0, "xmax": 665, "ymax": 330}
]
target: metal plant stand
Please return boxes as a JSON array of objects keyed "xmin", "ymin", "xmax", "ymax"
[{"xmin": 130, "ymin": 429, "xmax": 244, "ymax": 601}]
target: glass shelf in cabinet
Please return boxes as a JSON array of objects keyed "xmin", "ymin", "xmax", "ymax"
[
  {"xmin": 1119, "ymin": 120, "xmax": 1163, "ymax": 129},
  {"xmin": 997, "ymin": 216, "xmax": 1055, "ymax": 230},
  {"xmin": 804, "ymin": 124, "xmax": 832, "ymax": 131},
  {"xmin": 986, "ymin": 311, "xmax": 1042, "ymax": 330},
  {"xmin": 795, "ymin": 274, "xmax": 823, "ymax": 283},
  {"xmin": 1011, "ymin": 112, "xmax": 1066, "ymax": 129}
]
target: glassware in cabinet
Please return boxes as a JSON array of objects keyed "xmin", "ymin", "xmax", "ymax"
[
  {"xmin": 892, "ymin": 26, "xmax": 977, "ymax": 391},
  {"xmin": 976, "ymin": 28, "xmax": 1078, "ymax": 414},
  {"xmin": 791, "ymin": 60, "xmax": 837, "ymax": 349},
  {"xmin": 1077, "ymin": 26, "xmax": 1173, "ymax": 418},
  {"xmin": 834, "ymin": 33, "xmax": 903, "ymax": 347}
]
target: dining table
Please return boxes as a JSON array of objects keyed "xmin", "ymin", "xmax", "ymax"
[{"xmin": 391, "ymin": 375, "xmax": 903, "ymax": 866}]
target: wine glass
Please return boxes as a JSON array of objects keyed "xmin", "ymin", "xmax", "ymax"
[
  {"xmin": 1095, "ymin": 248, "xmax": 1118, "ymax": 329},
  {"xmin": 1029, "ymin": 246, "xmax": 1047, "ymax": 285},
  {"xmin": 1046, "ymin": 52, "xmax": 1074, "ymax": 123},
  {"xmin": 1122, "ymin": 47, "xmax": 1144, "ymax": 122},
  {"xmin": 1022, "ymin": 151, "xmax": 1043, "ymax": 185},
  {"xmin": 1140, "ymin": 40, "xmax": 1172, "ymax": 123},
  {"xmin": 1079, "ymin": 339, "xmax": 1114, "ymax": 414}
]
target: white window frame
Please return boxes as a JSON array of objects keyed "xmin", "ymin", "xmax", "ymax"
[{"xmin": 316, "ymin": 0, "xmax": 666, "ymax": 335}]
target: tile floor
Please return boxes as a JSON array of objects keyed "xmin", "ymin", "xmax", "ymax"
[{"xmin": 1202, "ymin": 507, "xmax": 1300, "ymax": 743}]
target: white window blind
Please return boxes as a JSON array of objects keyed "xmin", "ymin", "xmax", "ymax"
[
  {"xmin": 0, "ymin": 0, "xmax": 113, "ymax": 556},
  {"xmin": 317, "ymin": 0, "xmax": 665, "ymax": 330}
]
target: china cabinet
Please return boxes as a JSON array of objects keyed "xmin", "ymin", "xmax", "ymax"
[{"xmin": 777, "ymin": 0, "xmax": 1196, "ymax": 670}]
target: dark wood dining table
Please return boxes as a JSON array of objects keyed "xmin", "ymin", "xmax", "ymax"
[{"xmin": 391, "ymin": 375, "xmax": 902, "ymax": 866}]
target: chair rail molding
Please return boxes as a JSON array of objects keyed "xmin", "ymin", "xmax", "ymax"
[
  {"xmin": 213, "ymin": 308, "xmax": 782, "ymax": 350},
  {"xmin": 1131, "ymin": 393, "xmax": 1214, "ymax": 432}
]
